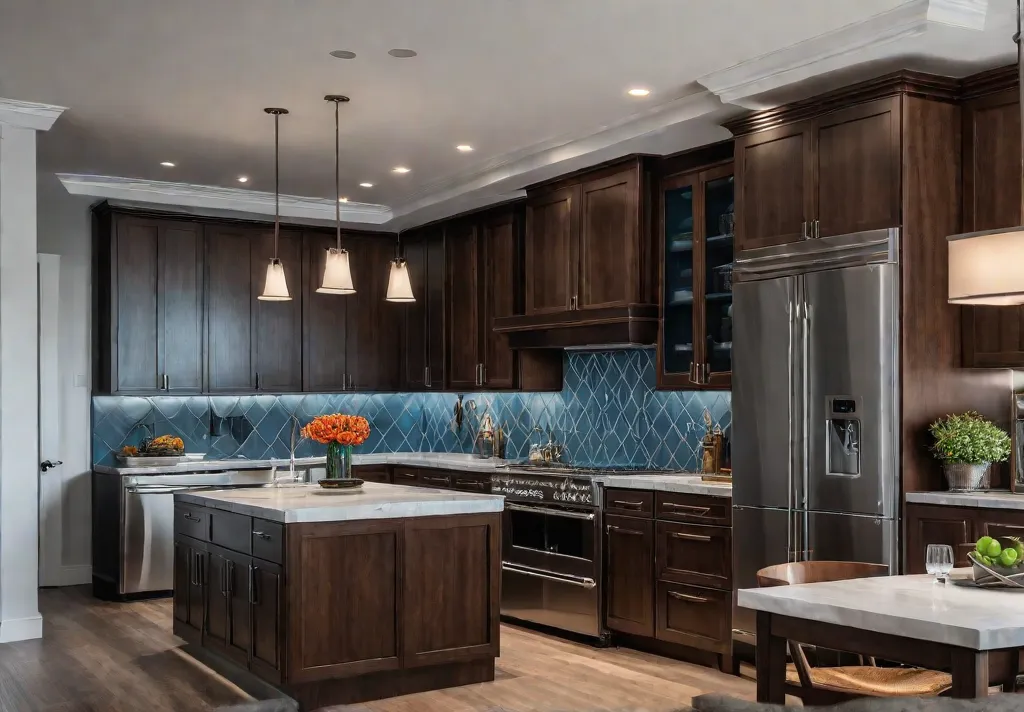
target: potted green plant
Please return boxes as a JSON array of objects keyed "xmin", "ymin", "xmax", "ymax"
[{"xmin": 929, "ymin": 411, "xmax": 1011, "ymax": 492}]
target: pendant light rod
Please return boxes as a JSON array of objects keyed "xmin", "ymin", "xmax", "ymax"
[
  {"xmin": 325, "ymin": 95, "xmax": 350, "ymax": 250},
  {"xmin": 264, "ymin": 107, "xmax": 289, "ymax": 259}
]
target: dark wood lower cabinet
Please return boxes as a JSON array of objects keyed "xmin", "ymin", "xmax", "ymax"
[
  {"xmin": 655, "ymin": 581, "xmax": 731, "ymax": 655},
  {"xmin": 904, "ymin": 503, "xmax": 975, "ymax": 574},
  {"xmin": 174, "ymin": 501, "xmax": 500, "ymax": 708},
  {"xmin": 604, "ymin": 515, "xmax": 654, "ymax": 637},
  {"xmin": 352, "ymin": 465, "xmax": 392, "ymax": 484}
]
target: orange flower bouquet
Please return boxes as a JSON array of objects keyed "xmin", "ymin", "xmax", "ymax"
[{"xmin": 302, "ymin": 414, "xmax": 371, "ymax": 479}]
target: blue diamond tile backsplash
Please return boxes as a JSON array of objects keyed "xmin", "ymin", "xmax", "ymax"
[{"xmin": 92, "ymin": 349, "xmax": 730, "ymax": 470}]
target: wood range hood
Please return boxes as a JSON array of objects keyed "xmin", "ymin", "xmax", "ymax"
[{"xmin": 493, "ymin": 304, "xmax": 659, "ymax": 349}]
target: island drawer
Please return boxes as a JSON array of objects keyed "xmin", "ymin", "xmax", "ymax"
[
  {"xmin": 251, "ymin": 519, "xmax": 284, "ymax": 564},
  {"xmin": 393, "ymin": 467, "xmax": 420, "ymax": 486},
  {"xmin": 656, "ymin": 492, "xmax": 731, "ymax": 525},
  {"xmin": 210, "ymin": 510, "xmax": 251, "ymax": 554},
  {"xmin": 656, "ymin": 521, "xmax": 731, "ymax": 590},
  {"xmin": 655, "ymin": 581, "xmax": 730, "ymax": 654},
  {"xmin": 453, "ymin": 473, "xmax": 491, "ymax": 493},
  {"xmin": 604, "ymin": 489, "xmax": 653, "ymax": 518},
  {"xmin": 174, "ymin": 504, "xmax": 210, "ymax": 541},
  {"xmin": 352, "ymin": 465, "xmax": 391, "ymax": 484}
]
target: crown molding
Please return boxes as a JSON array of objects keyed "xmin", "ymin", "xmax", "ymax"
[
  {"xmin": 0, "ymin": 98, "xmax": 67, "ymax": 131},
  {"xmin": 391, "ymin": 89, "xmax": 723, "ymax": 224},
  {"xmin": 57, "ymin": 174, "xmax": 393, "ymax": 225},
  {"xmin": 696, "ymin": 0, "xmax": 988, "ymax": 108}
]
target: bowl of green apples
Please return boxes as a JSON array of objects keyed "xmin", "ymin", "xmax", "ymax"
[{"xmin": 967, "ymin": 536, "xmax": 1024, "ymax": 588}]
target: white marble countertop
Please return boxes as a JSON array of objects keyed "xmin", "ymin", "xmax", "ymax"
[
  {"xmin": 596, "ymin": 474, "xmax": 732, "ymax": 497},
  {"xmin": 738, "ymin": 574, "xmax": 1024, "ymax": 650},
  {"xmin": 94, "ymin": 452, "xmax": 508, "ymax": 475},
  {"xmin": 176, "ymin": 482, "xmax": 504, "ymax": 523},
  {"xmin": 906, "ymin": 490, "xmax": 1024, "ymax": 510}
]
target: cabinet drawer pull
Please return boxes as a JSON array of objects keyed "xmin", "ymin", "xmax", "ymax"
[
  {"xmin": 668, "ymin": 591, "xmax": 709, "ymax": 604},
  {"xmin": 457, "ymin": 480, "xmax": 487, "ymax": 488},
  {"xmin": 422, "ymin": 476, "xmax": 450, "ymax": 485},
  {"xmin": 611, "ymin": 500, "xmax": 644, "ymax": 509},
  {"xmin": 249, "ymin": 565, "xmax": 258, "ymax": 605},
  {"xmin": 670, "ymin": 532, "xmax": 712, "ymax": 542},
  {"xmin": 253, "ymin": 531, "xmax": 271, "ymax": 540},
  {"xmin": 607, "ymin": 525, "xmax": 644, "ymax": 536},
  {"xmin": 182, "ymin": 512, "xmax": 200, "ymax": 523},
  {"xmin": 226, "ymin": 561, "xmax": 233, "ymax": 595},
  {"xmin": 663, "ymin": 503, "xmax": 711, "ymax": 515}
]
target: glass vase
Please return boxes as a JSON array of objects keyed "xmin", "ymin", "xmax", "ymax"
[{"xmin": 326, "ymin": 442, "xmax": 353, "ymax": 480}]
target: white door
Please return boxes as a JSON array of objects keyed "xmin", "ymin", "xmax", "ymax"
[{"xmin": 38, "ymin": 253, "xmax": 63, "ymax": 587}]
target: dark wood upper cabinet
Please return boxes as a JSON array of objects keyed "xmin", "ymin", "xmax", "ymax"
[
  {"xmin": 734, "ymin": 120, "xmax": 814, "ymax": 251},
  {"xmin": 95, "ymin": 214, "xmax": 203, "ymax": 394},
  {"xmin": 347, "ymin": 236, "xmax": 402, "ymax": 392},
  {"xmin": 961, "ymin": 84, "xmax": 1024, "ymax": 368},
  {"xmin": 251, "ymin": 229, "xmax": 303, "ymax": 393},
  {"xmin": 446, "ymin": 221, "xmax": 481, "ymax": 390},
  {"xmin": 524, "ymin": 185, "xmax": 578, "ymax": 315},
  {"xmin": 732, "ymin": 97, "xmax": 901, "ymax": 251},
  {"xmin": 578, "ymin": 170, "xmax": 639, "ymax": 310},
  {"xmin": 302, "ymin": 232, "xmax": 349, "ymax": 392},
  {"xmin": 206, "ymin": 225, "xmax": 256, "ymax": 393},
  {"xmin": 402, "ymin": 228, "xmax": 446, "ymax": 390},
  {"xmin": 480, "ymin": 210, "xmax": 518, "ymax": 388},
  {"xmin": 604, "ymin": 514, "xmax": 655, "ymax": 637}
]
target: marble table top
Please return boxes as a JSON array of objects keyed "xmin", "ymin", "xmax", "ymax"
[
  {"xmin": 906, "ymin": 490, "xmax": 1024, "ymax": 510},
  {"xmin": 738, "ymin": 574, "xmax": 1024, "ymax": 650},
  {"xmin": 596, "ymin": 474, "xmax": 732, "ymax": 497},
  {"xmin": 175, "ymin": 481, "xmax": 504, "ymax": 523}
]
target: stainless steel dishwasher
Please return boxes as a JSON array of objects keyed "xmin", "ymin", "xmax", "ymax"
[{"xmin": 92, "ymin": 469, "xmax": 301, "ymax": 599}]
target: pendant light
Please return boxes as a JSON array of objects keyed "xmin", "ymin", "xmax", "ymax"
[
  {"xmin": 386, "ymin": 231, "xmax": 415, "ymax": 303},
  {"xmin": 317, "ymin": 95, "xmax": 356, "ymax": 294},
  {"xmin": 258, "ymin": 107, "xmax": 292, "ymax": 301},
  {"xmin": 947, "ymin": 0, "xmax": 1024, "ymax": 305}
]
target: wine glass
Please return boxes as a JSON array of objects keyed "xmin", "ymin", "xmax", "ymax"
[{"xmin": 926, "ymin": 544, "xmax": 955, "ymax": 583}]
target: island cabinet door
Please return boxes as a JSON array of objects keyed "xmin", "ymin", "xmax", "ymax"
[
  {"xmin": 205, "ymin": 546, "xmax": 251, "ymax": 669},
  {"xmin": 250, "ymin": 558, "xmax": 283, "ymax": 684},
  {"xmin": 402, "ymin": 513, "xmax": 501, "ymax": 668},
  {"xmin": 172, "ymin": 537, "xmax": 206, "ymax": 644},
  {"xmin": 285, "ymin": 520, "xmax": 402, "ymax": 683}
]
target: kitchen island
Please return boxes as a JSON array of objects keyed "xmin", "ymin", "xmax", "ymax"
[{"xmin": 172, "ymin": 483, "xmax": 503, "ymax": 710}]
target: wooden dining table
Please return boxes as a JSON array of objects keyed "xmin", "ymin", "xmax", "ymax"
[{"xmin": 738, "ymin": 574, "xmax": 1024, "ymax": 700}]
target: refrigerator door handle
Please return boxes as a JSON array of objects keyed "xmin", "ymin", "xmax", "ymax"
[{"xmin": 801, "ymin": 288, "xmax": 811, "ymax": 513}]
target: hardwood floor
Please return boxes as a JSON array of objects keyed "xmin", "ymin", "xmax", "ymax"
[{"xmin": 3, "ymin": 587, "xmax": 753, "ymax": 711}]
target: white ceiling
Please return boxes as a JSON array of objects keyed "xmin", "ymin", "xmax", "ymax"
[{"xmin": 0, "ymin": 0, "xmax": 1017, "ymax": 228}]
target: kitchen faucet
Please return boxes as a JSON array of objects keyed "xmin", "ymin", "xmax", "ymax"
[{"xmin": 271, "ymin": 415, "xmax": 304, "ymax": 485}]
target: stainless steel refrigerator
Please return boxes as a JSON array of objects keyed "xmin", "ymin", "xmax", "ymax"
[{"xmin": 731, "ymin": 228, "xmax": 900, "ymax": 644}]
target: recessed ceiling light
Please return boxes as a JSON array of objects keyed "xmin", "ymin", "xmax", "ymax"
[
  {"xmin": 456, "ymin": 145, "xmax": 473, "ymax": 152},
  {"xmin": 359, "ymin": 182, "xmax": 373, "ymax": 188},
  {"xmin": 329, "ymin": 50, "xmax": 357, "ymax": 59},
  {"xmin": 339, "ymin": 197, "xmax": 349, "ymax": 202},
  {"xmin": 237, "ymin": 176, "xmax": 249, "ymax": 183},
  {"xmin": 392, "ymin": 166, "xmax": 411, "ymax": 174},
  {"xmin": 388, "ymin": 48, "xmax": 417, "ymax": 58},
  {"xmin": 627, "ymin": 88, "xmax": 651, "ymax": 97},
  {"xmin": 160, "ymin": 161, "xmax": 176, "ymax": 167}
]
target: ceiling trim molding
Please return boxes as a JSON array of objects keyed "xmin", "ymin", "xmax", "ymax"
[
  {"xmin": 696, "ymin": 0, "xmax": 988, "ymax": 107},
  {"xmin": 0, "ymin": 98, "xmax": 67, "ymax": 131},
  {"xmin": 390, "ymin": 89, "xmax": 723, "ymax": 225},
  {"xmin": 57, "ymin": 174, "xmax": 393, "ymax": 224}
]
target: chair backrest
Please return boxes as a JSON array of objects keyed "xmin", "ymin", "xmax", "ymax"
[{"xmin": 756, "ymin": 561, "xmax": 889, "ymax": 588}]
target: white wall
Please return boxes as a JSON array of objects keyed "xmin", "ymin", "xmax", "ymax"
[{"xmin": 36, "ymin": 172, "xmax": 93, "ymax": 581}]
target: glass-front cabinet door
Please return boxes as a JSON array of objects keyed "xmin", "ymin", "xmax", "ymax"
[
  {"xmin": 657, "ymin": 163, "xmax": 734, "ymax": 390},
  {"xmin": 658, "ymin": 173, "xmax": 697, "ymax": 387}
]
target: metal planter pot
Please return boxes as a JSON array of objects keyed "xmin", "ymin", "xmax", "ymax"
[{"xmin": 943, "ymin": 462, "xmax": 990, "ymax": 492}]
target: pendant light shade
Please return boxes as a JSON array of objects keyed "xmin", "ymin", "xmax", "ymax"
[
  {"xmin": 319, "ymin": 95, "xmax": 356, "ymax": 295},
  {"xmin": 318, "ymin": 247, "xmax": 356, "ymax": 294},
  {"xmin": 260, "ymin": 258, "xmax": 291, "ymax": 301},
  {"xmin": 259, "ymin": 107, "xmax": 292, "ymax": 301},
  {"xmin": 386, "ymin": 257, "xmax": 415, "ymax": 302},
  {"xmin": 946, "ymin": 0, "xmax": 1024, "ymax": 305}
]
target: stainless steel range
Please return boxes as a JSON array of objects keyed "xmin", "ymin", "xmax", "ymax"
[{"xmin": 494, "ymin": 465, "xmax": 673, "ymax": 641}]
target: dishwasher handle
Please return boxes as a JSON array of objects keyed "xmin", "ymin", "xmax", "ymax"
[{"xmin": 125, "ymin": 485, "xmax": 213, "ymax": 495}]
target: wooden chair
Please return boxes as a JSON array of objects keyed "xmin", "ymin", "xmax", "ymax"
[{"xmin": 756, "ymin": 561, "xmax": 952, "ymax": 704}]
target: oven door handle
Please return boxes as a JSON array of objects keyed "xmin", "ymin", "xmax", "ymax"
[
  {"xmin": 501, "ymin": 563, "xmax": 597, "ymax": 589},
  {"xmin": 506, "ymin": 503, "xmax": 595, "ymax": 521}
]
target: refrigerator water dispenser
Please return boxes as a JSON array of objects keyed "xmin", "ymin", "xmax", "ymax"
[{"xmin": 827, "ymin": 397, "xmax": 860, "ymax": 477}]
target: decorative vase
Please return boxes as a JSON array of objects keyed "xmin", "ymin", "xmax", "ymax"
[
  {"xmin": 326, "ymin": 442, "xmax": 354, "ymax": 480},
  {"xmin": 943, "ymin": 462, "xmax": 989, "ymax": 492}
]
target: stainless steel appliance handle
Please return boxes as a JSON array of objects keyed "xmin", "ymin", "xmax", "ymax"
[
  {"xmin": 501, "ymin": 563, "xmax": 596, "ymax": 589},
  {"xmin": 127, "ymin": 485, "xmax": 211, "ymax": 494},
  {"xmin": 668, "ymin": 590, "xmax": 709, "ymax": 604},
  {"xmin": 506, "ymin": 503, "xmax": 595, "ymax": 521},
  {"xmin": 670, "ymin": 532, "xmax": 712, "ymax": 542},
  {"xmin": 802, "ymin": 296, "xmax": 811, "ymax": 521}
]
